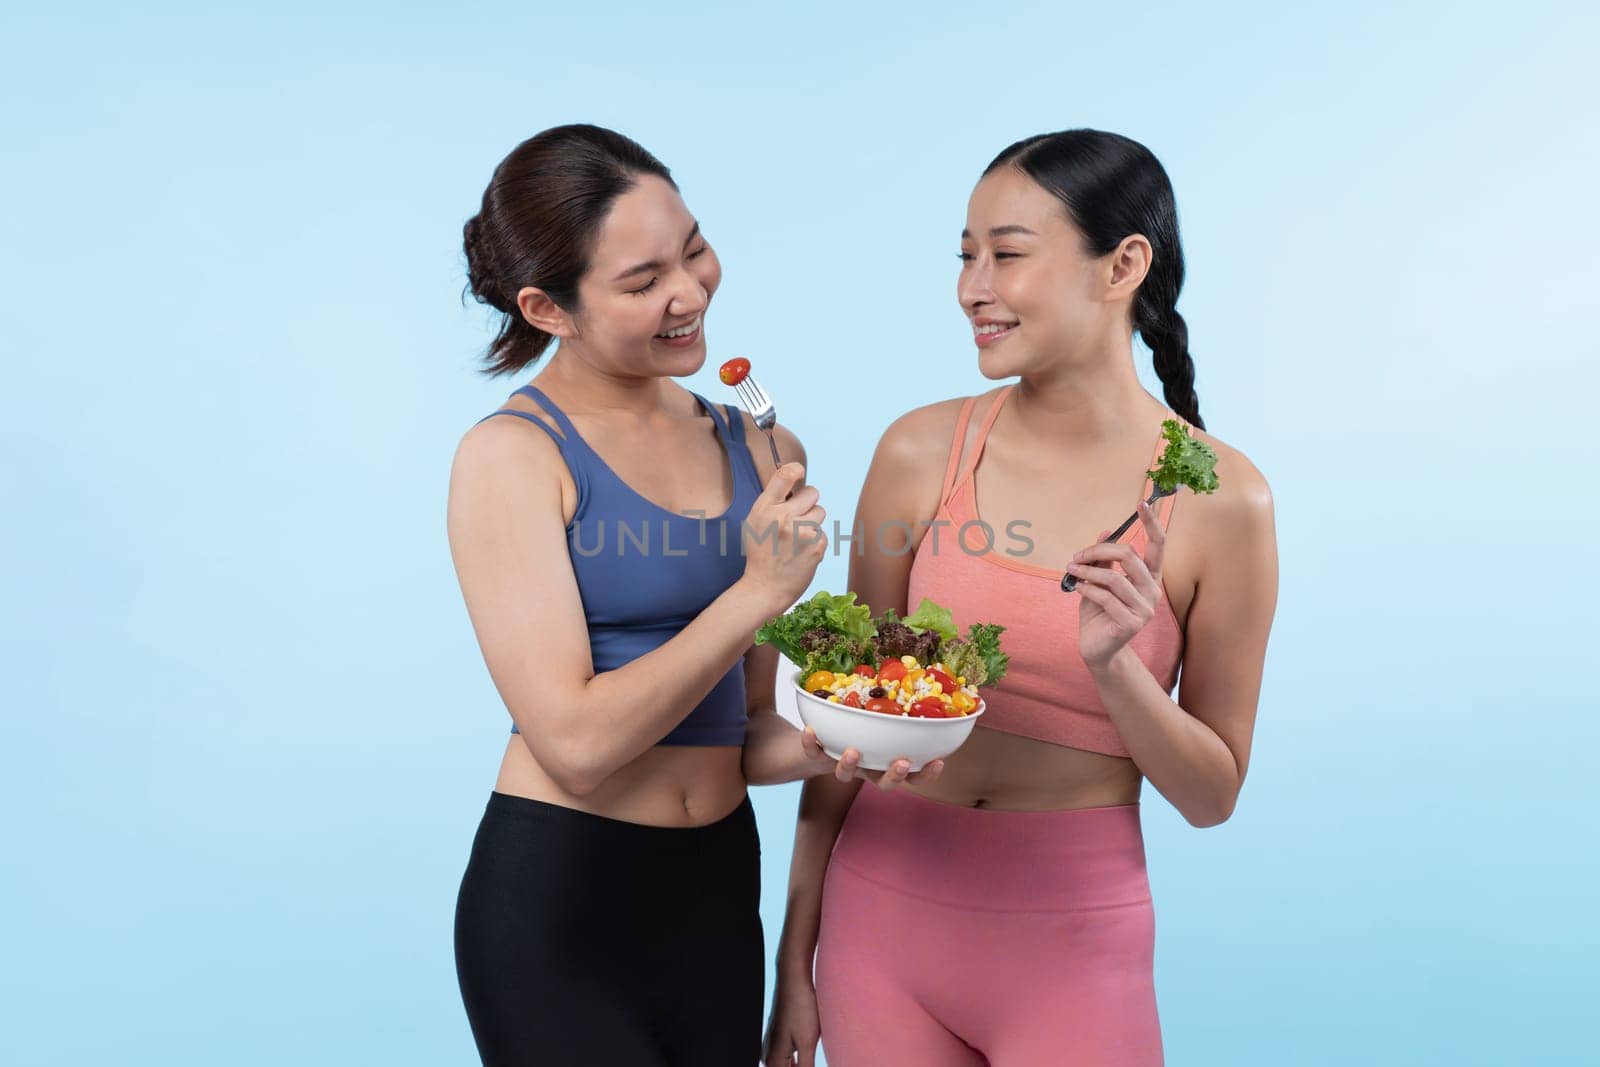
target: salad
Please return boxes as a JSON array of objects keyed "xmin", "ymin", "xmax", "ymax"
[
  {"xmin": 755, "ymin": 592, "xmax": 1008, "ymax": 719},
  {"xmin": 1149, "ymin": 419, "xmax": 1219, "ymax": 495}
]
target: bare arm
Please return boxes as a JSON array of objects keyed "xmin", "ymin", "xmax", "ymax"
[
  {"xmin": 769, "ymin": 403, "xmax": 955, "ymax": 970},
  {"xmin": 448, "ymin": 417, "xmax": 821, "ymax": 796},
  {"xmin": 739, "ymin": 426, "xmax": 835, "ymax": 787},
  {"xmin": 1070, "ymin": 449, "xmax": 1279, "ymax": 827}
]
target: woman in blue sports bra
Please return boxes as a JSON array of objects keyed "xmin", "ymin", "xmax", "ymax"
[{"xmin": 449, "ymin": 125, "xmax": 934, "ymax": 1066}]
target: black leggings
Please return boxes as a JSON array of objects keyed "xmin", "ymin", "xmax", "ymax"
[{"xmin": 454, "ymin": 791, "xmax": 763, "ymax": 1066}]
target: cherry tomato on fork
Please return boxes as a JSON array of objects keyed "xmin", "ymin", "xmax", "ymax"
[{"xmin": 719, "ymin": 358, "xmax": 751, "ymax": 386}]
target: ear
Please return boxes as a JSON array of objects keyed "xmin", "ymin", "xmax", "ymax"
[
  {"xmin": 516, "ymin": 286, "xmax": 577, "ymax": 338},
  {"xmin": 1105, "ymin": 234, "xmax": 1152, "ymax": 302}
]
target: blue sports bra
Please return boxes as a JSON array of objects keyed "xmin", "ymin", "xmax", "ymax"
[{"xmin": 479, "ymin": 385, "xmax": 762, "ymax": 746}]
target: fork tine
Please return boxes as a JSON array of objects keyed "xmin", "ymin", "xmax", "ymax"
[
  {"xmin": 733, "ymin": 378, "xmax": 758, "ymax": 412},
  {"xmin": 742, "ymin": 376, "xmax": 771, "ymax": 410},
  {"xmin": 740, "ymin": 381, "xmax": 773, "ymax": 419}
]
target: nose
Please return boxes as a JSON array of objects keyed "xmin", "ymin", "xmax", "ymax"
[
  {"xmin": 667, "ymin": 268, "xmax": 709, "ymax": 318},
  {"xmin": 958, "ymin": 258, "xmax": 994, "ymax": 313}
]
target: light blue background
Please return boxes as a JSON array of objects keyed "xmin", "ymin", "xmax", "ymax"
[{"xmin": 4, "ymin": 1, "xmax": 1595, "ymax": 1063}]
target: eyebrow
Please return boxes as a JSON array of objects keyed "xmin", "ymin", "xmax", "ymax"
[
  {"xmin": 612, "ymin": 222, "xmax": 703, "ymax": 282},
  {"xmin": 959, "ymin": 225, "xmax": 1040, "ymax": 239}
]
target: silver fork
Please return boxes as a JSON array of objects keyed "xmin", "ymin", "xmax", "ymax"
[
  {"xmin": 732, "ymin": 375, "xmax": 782, "ymax": 468},
  {"xmin": 1060, "ymin": 485, "xmax": 1177, "ymax": 592}
]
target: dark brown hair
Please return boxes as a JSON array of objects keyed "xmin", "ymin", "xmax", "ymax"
[{"xmin": 463, "ymin": 124, "xmax": 676, "ymax": 375}]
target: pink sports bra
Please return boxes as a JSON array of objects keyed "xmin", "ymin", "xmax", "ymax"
[{"xmin": 906, "ymin": 386, "xmax": 1185, "ymax": 757}]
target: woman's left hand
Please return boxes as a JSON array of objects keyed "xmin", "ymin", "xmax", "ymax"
[
  {"xmin": 1064, "ymin": 500, "xmax": 1166, "ymax": 670},
  {"xmin": 799, "ymin": 726, "xmax": 944, "ymax": 790}
]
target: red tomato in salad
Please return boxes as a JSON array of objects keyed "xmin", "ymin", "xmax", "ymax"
[
  {"xmin": 877, "ymin": 660, "xmax": 908, "ymax": 683},
  {"xmin": 853, "ymin": 664, "xmax": 876, "ymax": 679},
  {"xmin": 718, "ymin": 358, "xmax": 751, "ymax": 386},
  {"xmin": 927, "ymin": 668, "xmax": 958, "ymax": 693},
  {"xmin": 865, "ymin": 698, "xmax": 899, "ymax": 716},
  {"xmin": 841, "ymin": 692, "xmax": 863, "ymax": 709},
  {"xmin": 909, "ymin": 698, "xmax": 947, "ymax": 718}
]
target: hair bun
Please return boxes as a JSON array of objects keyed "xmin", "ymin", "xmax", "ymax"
[{"xmin": 463, "ymin": 214, "xmax": 514, "ymax": 315}]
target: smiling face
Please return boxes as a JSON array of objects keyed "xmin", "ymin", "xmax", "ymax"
[
  {"xmin": 565, "ymin": 174, "xmax": 722, "ymax": 378},
  {"xmin": 958, "ymin": 165, "xmax": 1130, "ymax": 380}
]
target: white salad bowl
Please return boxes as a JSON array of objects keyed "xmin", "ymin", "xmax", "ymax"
[{"xmin": 791, "ymin": 671, "xmax": 985, "ymax": 772}]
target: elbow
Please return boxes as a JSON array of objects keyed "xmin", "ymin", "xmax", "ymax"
[
  {"xmin": 514, "ymin": 729, "xmax": 607, "ymax": 797},
  {"xmin": 550, "ymin": 747, "xmax": 608, "ymax": 797},
  {"xmin": 739, "ymin": 750, "xmax": 768, "ymax": 787},
  {"xmin": 1185, "ymin": 806, "xmax": 1232, "ymax": 829},
  {"xmin": 555, "ymin": 766, "xmax": 605, "ymax": 798},
  {"xmin": 1184, "ymin": 790, "xmax": 1239, "ymax": 829}
]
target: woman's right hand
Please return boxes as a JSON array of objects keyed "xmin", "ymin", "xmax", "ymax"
[
  {"xmin": 741, "ymin": 462, "xmax": 827, "ymax": 613},
  {"xmin": 801, "ymin": 725, "xmax": 945, "ymax": 790},
  {"xmin": 763, "ymin": 967, "xmax": 822, "ymax": 1067}
]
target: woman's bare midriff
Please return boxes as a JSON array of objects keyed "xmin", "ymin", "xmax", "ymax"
[
  {"xmin": 494, "ymin": 738, "xmax": 748, "ymax": 828},
  {"xmin": 906, "ymin": 725, "xmax": 1143, "ymax": 811}
]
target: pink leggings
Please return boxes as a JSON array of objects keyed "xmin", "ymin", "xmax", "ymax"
[{"xmin": 815, "ymin": 786, "xmax": 1163, "ymax": 1066}]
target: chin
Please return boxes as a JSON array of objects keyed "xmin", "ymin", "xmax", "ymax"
[
  {"xmin": 650, "ymin": 339, "xmax": 709, "ymax": 378},
  {"xmin": 976, "ymin": 345, "xmax": 1027, "ymax": 381}
]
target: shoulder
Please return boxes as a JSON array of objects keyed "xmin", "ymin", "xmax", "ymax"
[
  {"xmin": 874, "ymin": 392, "xmax": 991, "ymax": 471},
  {"xmin": 456, "ymin": 407, "xmax": 565, "ymax": 475},
  {"xmin": 450, "ymin": 407, "xmax": 575, "ymax": 516},
  {"xmin": 1176, "ymin": 426, "xmax": 1275, "ymax": 543},
  {"xmin": 856, "ymin": 391, "xmax": 1001, "ymax": 527}
]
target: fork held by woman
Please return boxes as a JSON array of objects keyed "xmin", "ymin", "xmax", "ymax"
[
  {"xmin": 731, "ymin": 374, "xmax": 782, "ymax": 468},
  {"xmin": 1061, "ymin": 487, "xmax": 1176, "ymax": 592}
]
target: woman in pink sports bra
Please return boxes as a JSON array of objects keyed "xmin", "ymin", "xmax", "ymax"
[{"xmin": 763, "ymin": 130, "xmax": 1279, "ymax": 1067}]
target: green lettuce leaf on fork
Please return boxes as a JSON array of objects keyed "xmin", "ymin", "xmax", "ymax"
[{"xmin": 1148, "ymin": 419, "xmax": 1220, "ymax": 495}]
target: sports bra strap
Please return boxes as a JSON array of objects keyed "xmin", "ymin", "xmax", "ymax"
[
  {"xmin": 939, "ymin": 396, "xmax": 981, "ymax": 502},
  {"xmin": 476, "ymin": 408, "xmax": 566, "ymax": 449},
  {"xmin": 718, "ymin": 403, "xmax": 748, "ymax": 444},
  {"xmin": 950, "ymin": 386, "xmax": 1014, "ymax": 494},
  {"xmin": 511, "ymin": 385, "xmax": 583, "ymax": 442}
]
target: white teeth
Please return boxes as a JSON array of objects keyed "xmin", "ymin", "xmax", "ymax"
[
  {"xmin": 975, "ymin": 322, "xmax": 1016, "ymax": 336},
  {"xmin": 657, "ymin": 316, "xmax": 700, "ymax": 339}
]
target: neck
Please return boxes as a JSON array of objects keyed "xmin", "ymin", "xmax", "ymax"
[
  {"xmin": 1009, "ymin": 338, "xmax": 1165, "ymax": 447},
  {"xmin": 533, "ymin": 345, "xmax": 677, "ymax": 416}
]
